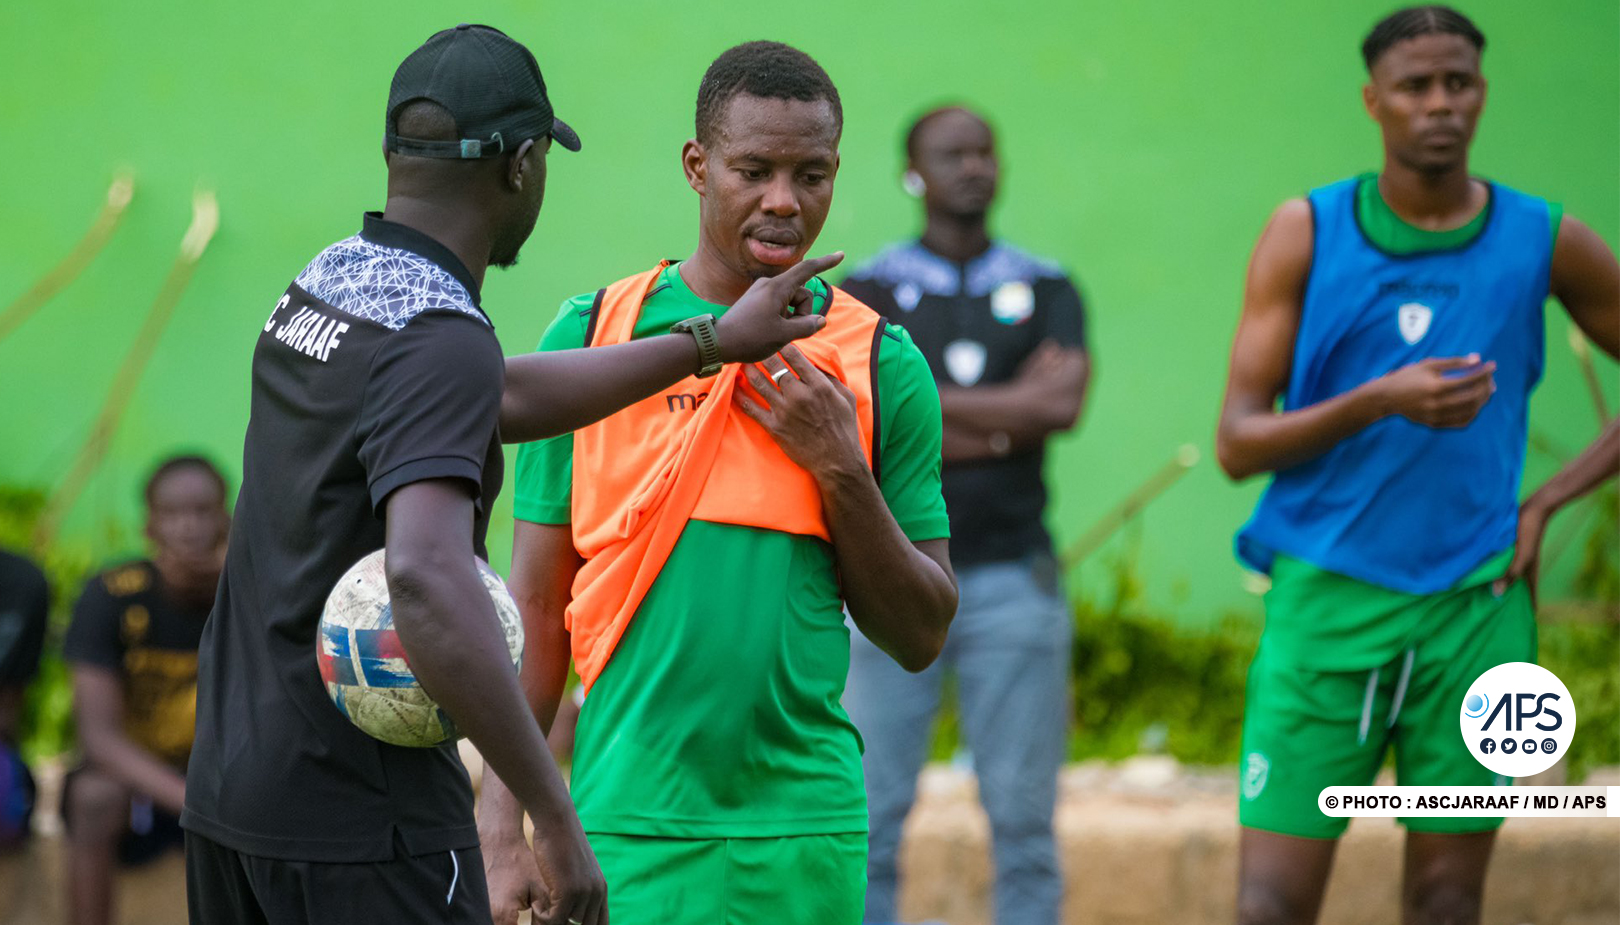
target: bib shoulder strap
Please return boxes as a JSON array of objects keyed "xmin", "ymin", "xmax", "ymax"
[
  {"xmin": 588, "ymin": 263, "xmax": 673, "ymax": 348},
  {"xmin": 582, "ymin": 287, "xmax": 606, "ymax": 348},
  {"xmin": 824, "ymin": 284, "xmax": 888, "ymax": 480},
  {"xmin": 868, "ymin": 314, "xmax": 888, "ymax": 485},
  {"xmin": 824, "ymin": 283, "xmax": 881, "ymax": 325}
]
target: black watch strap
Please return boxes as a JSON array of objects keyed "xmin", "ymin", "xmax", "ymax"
[{"xmin": 671, "ymin": 313, "xmax": 723, "ymax": 378}]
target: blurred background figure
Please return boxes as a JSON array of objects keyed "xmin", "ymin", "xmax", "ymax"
[
  {"xmin": 60, "ymin": 455, "xmax": 227, "ymax": 925},
  {"xmin": 841, "ymin": 105, "xmax": 1090, "ymax": 925},
  {"xmin": 0, "ymin": 548, "xmax": 49, "ymax": 853}
]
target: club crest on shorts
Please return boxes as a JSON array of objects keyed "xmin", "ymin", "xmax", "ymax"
[
  {"xmin": 1397, "ymin": 302, "xmax": 1432, "ymax": 345},
  {"xmin": 1242, "ymin": 752, "xmax": 1269, "ymax": 801},
  {"xmin": 944, "ymin": 339, "xmax": 987, "ymax": 386},
  {"xmin": 991, "ymin": 281, "xmax": 1035, "ymax": 325}
]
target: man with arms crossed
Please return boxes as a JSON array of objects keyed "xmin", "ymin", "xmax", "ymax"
[
  {"xmin": 1217, "ymin": 7, "xmax": 1620, "ymax": 925},
  {"xmin": 840, "ymin": 105, "xmax": 1088, "ymax": 925},
  {"xmin": 182, "ymin": 26, "xmax": 826, "ymax": 925},
  {"xmin": 479, "ymin": 41, "xmax": 958, "ymax": 925}
]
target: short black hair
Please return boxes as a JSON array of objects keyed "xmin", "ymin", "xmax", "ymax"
[
  {"xmin": 1362, "ymin": 5, "xmax": 1485, "ymax": 71},
  {"xmin": 144, "ymin": 455, "xmax": 228, "ymax": 508},
  {"xmin": 694, "ymin": 41, "xmax": 842, "ymax": 145},
  {"xmin": 904, "ymin": 105, "xmax": 989, "ymax": 161}
]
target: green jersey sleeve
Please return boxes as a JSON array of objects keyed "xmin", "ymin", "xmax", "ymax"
[
  {"xmin": 511, "ymin": 294, "xmax": 594, "ymax": 525},
  {"xmin": 874, "ymin": 323, "xmax": 950, "ymax": 542}
]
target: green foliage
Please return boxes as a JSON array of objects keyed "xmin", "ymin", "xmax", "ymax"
[
  {"xmin": 1059, "ymin": 543, "xmax": 1617, "ymax": 781},
  {"xmin": 1067, "ymin": 543, "xmax": 1257, "ymax": 765},
  {"xmin": 1572, "ymin": 485, "xmax": 1619, "ymax": 604},
  {"xmin": 1549, "ymin": 483, "xmax": 1618, "ymax": 783},
  {"xmin": 925, "ymin": 541, "xmax": 1260, "ymax": 766},
  {"xmin": 0, "ymin": 485, "xmax": 97, "ymax": 761},
  {"xmin": 1539, "ymin": 615, "xmax": 1619, "ymax": 783}
]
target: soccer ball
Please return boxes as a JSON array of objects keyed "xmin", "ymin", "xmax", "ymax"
[{"xmin": 316, "ymin": 549, "xmax": 523, "ymax": 747}]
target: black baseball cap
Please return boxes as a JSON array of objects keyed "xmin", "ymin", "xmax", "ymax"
[{"xmin": 385, "ymin": 24, "xmax": 580, "ymax": 159}]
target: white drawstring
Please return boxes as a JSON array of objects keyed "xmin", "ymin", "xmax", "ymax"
[
  {"xmin": 1386, "ymin": 649, "xmax": 1416, "ymax": 728},
  {"xmin": 1358, "ymin": 668, "xmax": 1381, "ymax": 745},
  {"xmin": 447, "ymin": 849, "xmax": 460, "ymax": 905}
]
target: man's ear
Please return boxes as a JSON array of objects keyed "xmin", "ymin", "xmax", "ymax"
[
  {"xmin": 508, "ymin": 138, "xmax": 539, "ymax": 191},
  {"xmin": 682, "ymin": 139, "xmax": 707, "ymax": 195},
  {"xmin": 1361, "ymin": 81, "xmax": 1378, "ymax": 122}
]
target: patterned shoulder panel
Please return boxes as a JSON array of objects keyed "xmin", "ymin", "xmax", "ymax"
[
  {"xmin": 963, "ymin": 243, "xmax": 1067, "ymax": 298},
  {"xmin": 848, "ymin": 242, "xmax": 959, "ymax": 298},
  {"xmin": 294, "ymin": 235, "xmax": 487, "ymax": 331},
  {"xmin": 850, "ymin": 241, "xmax": 1070, "ymax": 301}
]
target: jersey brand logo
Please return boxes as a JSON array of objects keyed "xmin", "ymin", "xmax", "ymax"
[
  {"xmin": 1397, "ymin": 302, "xmax": 1432, "ymax": 345},
  {"xmin": 944, "ymin": 339, "xmax": 987, "ymax": 386},
  {"xmin": 665, "ymin": 392, "xmax": 710, "ymax": 412}
]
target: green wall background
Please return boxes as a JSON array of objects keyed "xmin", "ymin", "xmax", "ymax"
[{"xmin": 2, "ymin": 1, "xmax": 1615, "ymax": 622}]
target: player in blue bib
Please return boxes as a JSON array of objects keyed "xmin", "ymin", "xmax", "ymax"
[{"xmin": 1215, "ymin": 7, "xmax": 1619, "ymax": 925}]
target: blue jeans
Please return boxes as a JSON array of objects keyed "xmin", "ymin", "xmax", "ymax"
[{"xmin": 844, "ymin": 553, "xmax": 1070, "ymax": 925}]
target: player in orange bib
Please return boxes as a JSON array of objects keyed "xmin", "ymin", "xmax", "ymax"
[{"xmin": 477, "ymin": 42, "xmax": 960, "ymax": 925}]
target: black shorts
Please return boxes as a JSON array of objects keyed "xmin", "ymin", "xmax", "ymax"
[
  {"xmin": 184, "ymin": 831, "xmax": 492, "ymax": 925},
  {"xmin": 60, "ymin": 764, "xmax": 186, "ymax": 866}
]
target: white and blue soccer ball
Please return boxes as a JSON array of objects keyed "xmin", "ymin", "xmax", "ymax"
[{"xmin": 316, "ymin": 549, "xmax": 523, "ymax": 747}]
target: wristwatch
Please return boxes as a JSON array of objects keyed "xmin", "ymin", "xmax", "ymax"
[{"xmin": 670, "ymin": 313, "xmax": 722, "ymax": 378}]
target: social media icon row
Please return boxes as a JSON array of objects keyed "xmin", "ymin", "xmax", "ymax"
[{"xmin": 1478, "ymin": 738, "xmax": 1557, "ymax": 756}]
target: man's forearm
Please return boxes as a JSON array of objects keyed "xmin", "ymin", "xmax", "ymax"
[
  {"xmin": 501, "ymin": 336, "xmax": 702, "ymax": 444},
  {"xmin": 388, "ymin": 560, "xmax": 577, "ymax": 834},
  {"xmin": 942, "ymin": 421, "xmax": 1001, "ymax": 463},
  {"xmin": 1528, "ymin": 418, "xmax": 1620, "ymax": 515},
  {"xmin": 938, "ymin": 384, "xmax": 1080, "ymax": 442},
  {"xmin": 1217, "ymin": 379, "xmax": 1390, "ymax": 481},
  {"xmin": 480, "ymin": 604, "xmax": 574, "ymax": 839},
  {"xmin": 477, "ymin": 767, "xmax": 528, "ymax": 846},
  {"xmin": 818, "ymin": 464, "xmax": 956, "ymax": 672},
  {"xmin": 83, "ymin": 731, "xmax": 187, "ymax": 814}
]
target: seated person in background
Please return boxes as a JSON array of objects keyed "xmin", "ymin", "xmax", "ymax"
[
  {"xmin": 0, "ymin": 548, "xmax": 49, "ymax": 852},
  {"xmin": 61, "ymin": 455, "xmax": 228, "ymax": 925}
]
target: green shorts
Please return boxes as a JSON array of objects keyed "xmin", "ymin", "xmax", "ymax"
[
  {"xmin": 588, "ymin": 831, "xmax": 865, "ymax": 925},
  {"xmin": 1238, "ymin": 566, "xmax": 1535, "ymax": 840}
]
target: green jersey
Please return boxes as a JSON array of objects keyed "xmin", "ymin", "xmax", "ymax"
[{"xmin": 514, "ymin": 262, "xmax": 949, "ymax": 838}]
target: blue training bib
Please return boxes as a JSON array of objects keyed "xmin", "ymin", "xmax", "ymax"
[{"xmin": 1237, "ymin": 177, "xmax": 1550, "ymax": 594}]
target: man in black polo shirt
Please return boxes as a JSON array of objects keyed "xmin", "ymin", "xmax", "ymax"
[
  {"xmin": 182, "ymin": 25, "xmax": 833, "ymax": 925},
  {"xmin": 840, "ymin": 106, "xmax": 1089, "ymax": 925}
]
